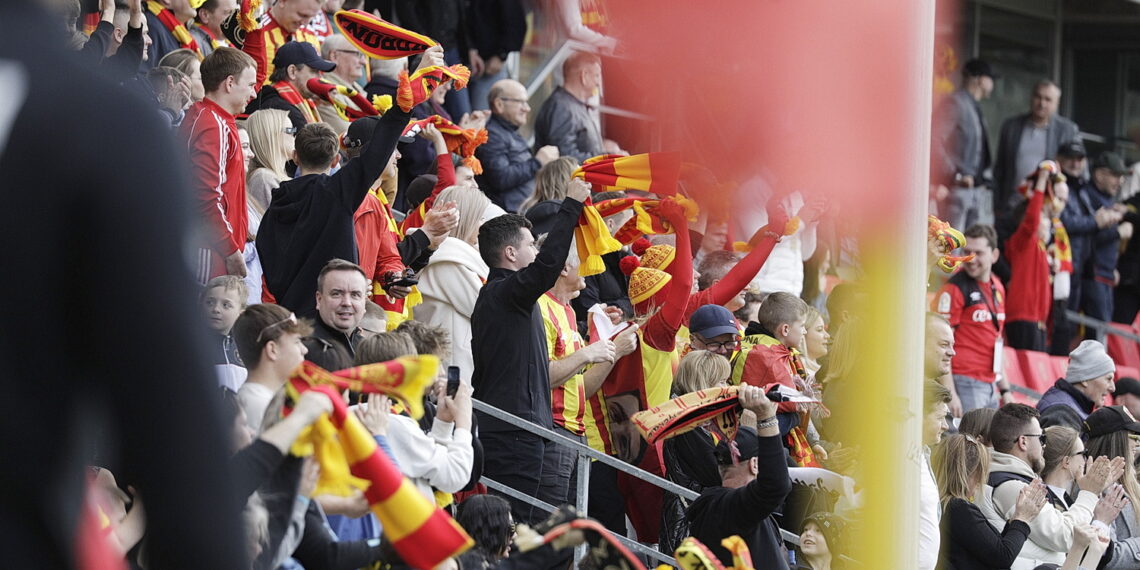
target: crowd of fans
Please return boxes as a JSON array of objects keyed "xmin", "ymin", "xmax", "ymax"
[{"xmin": 15, "ymin": 0, "xmax": 1140, "ymax": 568}]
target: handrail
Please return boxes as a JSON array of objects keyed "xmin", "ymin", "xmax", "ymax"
[
  {"xmin": 472, "ymin": 399, "xmax": 699, "ymax": 501},
  {"xmin": 1065, "ymin": 310, "xmax": 1140, "ymax": 344},
  {"xmin": 481, "ymin": 476, "xmax": 680, "ymax": 567},
  {"xmin": 472, "ymin": 397, "xmax": 803, "ymax": 563}
]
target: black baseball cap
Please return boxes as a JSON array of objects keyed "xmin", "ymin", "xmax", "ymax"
[
  {"xmin": 343, "ymin": 115, "xmax": 381, "ymax": 150},
  {"xmin": 1115, "ymin": 377, "xmax": 1140, "ymax": 399},
  {"xmin": 273, "ymin": 41, "xmax": 336, "ymax": 72},
  {"xmin": 1093, "ymin": 151, "xmax": 1129, "ymax": 176},
  {"xmin": 714, "ymin": 427, "xmax": 760, "ymax": 465},
  {"xmin": 962, "ymin": 59, "xmax": 997, "ymax": 79},
  {"xmin": 1083, "ymin": 406, "xmax": 1140, "ymax": 439},
  {"xmin": 1057, "ymin": 141, "xmax": 1087, "ymax": 158}
]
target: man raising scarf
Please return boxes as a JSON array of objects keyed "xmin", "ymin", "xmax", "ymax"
[{"xmin": 245, "ymin": 41, "xmax": 335, "ymax": 130}]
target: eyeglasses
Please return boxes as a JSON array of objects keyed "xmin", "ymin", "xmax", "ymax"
[
  {"xmin": 332, "ymin": 49, "xmax": 366, "ymax": 60},
  {"xmin": 284, "ymin": 126, "xmax": 297, "ymax": 135},
  {"xmin": 256, "ymin": 313, "xmax": 298, "ymax": 343},
  {"xmin": 1022, "ymin": 433, "xmax": 1048, "ymax": 447},
  {"xmin": 497, "ymin": 97, "xmax": 529, "ymax": 106},
  {"xmin": 697, "ymin": 336, "xmax": 741, "ymax": 352},
  {"xmin": 1129, "ymin": 434, "xmax": 1140, "ymax": 446}
]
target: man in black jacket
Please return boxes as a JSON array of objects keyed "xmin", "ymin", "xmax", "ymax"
[
  {"xmin": 256, "ymin": 46, "xmax": 446, "ymax": 317},
  {"xmin": 475, "ymin": 79, "xmax": 559, "ymax": 212},
  {"xmin": 470, "ymin": 177, "xmax": 592, "ymax": 524},
  {"xmin": 686, "ymin": 386, "xmax": 792, "ymax": 569}
]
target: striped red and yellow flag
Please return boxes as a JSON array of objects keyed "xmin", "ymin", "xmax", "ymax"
[
  {"xmin": 292, "ymin": 356, "xmax": 436, "ymax": 420},
  {"xmin": 573, "ymin": 152, "xmax": 682, "ymax": 195},
  {"xmin": 286, "ymin": 369, "xmax": 473, "ymax": 569}
]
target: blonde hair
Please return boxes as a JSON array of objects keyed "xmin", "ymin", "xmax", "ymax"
[
  {"xmin": 436, "ymin": 185, "xmax": 491, "ymax": 244},
  {"xmin": 819, "ymin": 316, "xmax": 861, "ymax": 385},
  {"xmin": 1041, "ymin": 425, "xmax": 1081, "ymax": 480},
  {"xmin": 246, "ymin": 109, "xmax": 292, "ymax": 183},
  {"xmin": 520, "ymin": 157, "xmax": 579, "ymax": 214},
  {"xmin": 799, "ymin": 305, "xmax": 823, "ymax": 358},
  {"xmin": 159, "ymin": 48, "xmax": 201, "ymax": 76},
  {"xmin": 932, "ymin": 433, "xmax": 991, "ymax": 506},
  {"xmin": 672, "ymin": 350, "xmax": 731, "ymax": 395}
]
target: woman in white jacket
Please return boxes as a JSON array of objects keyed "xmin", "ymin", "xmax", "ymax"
[{"xmin": 416, "ymin": 186, "xmax": 493, "ymax": 384}]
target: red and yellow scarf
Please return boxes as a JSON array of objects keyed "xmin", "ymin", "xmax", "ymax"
[
  {"xmin": 272, "ymin": 80, "xmax": 320, "ymax": 125},
  {"xmin": 146, "ymin": 1, "xmax": 200, "ymax": 53},
  {"xmin": 285, "ymin": 359, "xmax": 473, "ymax": 568}
]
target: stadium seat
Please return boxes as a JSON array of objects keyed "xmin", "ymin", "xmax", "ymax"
[
  {"xmin": 1002, "ymin": 346, "xmax": 1032, "ymax": 396},
  {"xmin": 1015, "ymin": 350, "xmax": 1060, "ymax": 395},
  {"xmin": 1117, "ymin": 365, "xmax": 1140, "ymax": 381},
  {"xmin": 1105, "ymin": 324, "xmax": 1140, "ymax": 370}
]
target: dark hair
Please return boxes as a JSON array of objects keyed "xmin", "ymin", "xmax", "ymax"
[
  {"xmin": 924, "ymin": 380, "xmax": 952, "ymax": 415},
  {"xmin": 201, "ymin": 46, "xmax": 255, "ymax": 93},
  {"xmin": 394, "ymin": 320, "xmax": 451, "ymax": 358},
  {"xmin": 294, "ymin": 122, "xmax": 340, "ymax": 171},
  {"xmin": 697, "ymin": 250, "xmax": 741, "ymax": 291},
  {"xmin": 825, "ymin": 283, "xmax": 862, "ymax": 329},
  {"xmin": 963, "ymin": 224, "xmax": 998, "ymax": 250},
  {"xmin": 317, "ymin": 258, "xmax": 368, "ymax": 292},
  {"xmin": 455, "ymin": 495, "xmax": 513, "ymax": 561},
  {"xmin": 302, "ymin": 337, "xmax": 352, "ymax": 371},
  {"xmin": 959, "ymin": 408, "xmax": 997, "ymax": 445},
  {"xmin": 232, "ymin": 304, "xmax": 313, "ymax": 368},
  {"xmin": 478, "ymin": 214, "xmax": 532, "ymax": 267},
  {"xmin": 990, "ymin": 403, "xmax": 1041, "ymax": 454}
]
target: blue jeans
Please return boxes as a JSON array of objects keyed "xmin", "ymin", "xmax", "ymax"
[{"xmin": 953, "ymin": 374, "xmax": 998, "ymax": 412}]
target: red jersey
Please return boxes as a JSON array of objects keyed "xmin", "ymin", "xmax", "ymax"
[
  {"xmin": 1005, "ymin": 190, "xmax": 1051, "ymax": 323},
  {"xmin": 242, "ymin": 13, "xmax": 323, "ymax": 88},
  {"xmin": 181, "ymin": 99, "xmax": 248, "ymax": 279},
  {"xmin": 934, "ymin": 273, "xmax": 1006, "ymax": 382}
]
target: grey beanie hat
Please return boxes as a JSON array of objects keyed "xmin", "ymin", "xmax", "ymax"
[{"xmin": 1066, "ymin": 340, "xmax": 1116, "ymax": 384}]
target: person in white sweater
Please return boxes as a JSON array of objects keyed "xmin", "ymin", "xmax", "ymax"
[
  {"xmin": 355, "ymin": 331, "xmax": 475, "ymax": 502},
  {"xmin": 415, "ymin": 185, "xmax": 494, "ymax": 384},
  {"xmin": 978, "ymin": 403, "xmax": 1124, "ymax": 569}
]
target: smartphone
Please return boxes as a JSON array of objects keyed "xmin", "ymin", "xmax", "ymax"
[
  {"xmin": 389, "ymin": 276, "xmax": 419, "ymax": 287},
  {"xmin": 446, "ymin": 366, "xmax": 461, "ymax": 397}
]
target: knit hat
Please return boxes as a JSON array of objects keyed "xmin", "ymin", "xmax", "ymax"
[
  {"xmin": 631, "ymin": 238, "xmax": 675, "ymax": 270},
  {"xmin": 1082, "ymin": 406, "xmax": 1140, "ymax": 439},
  {"xmin": 802, "ymin": 512, "xmax": 849, "ymax": 558},
  {"xmin": 1065, "ymin": 340, "xmax": 1115, "ymax": 384},
  {"xmin": 621, "ymin": 256, "xmax": 671, "ymax": 306}
]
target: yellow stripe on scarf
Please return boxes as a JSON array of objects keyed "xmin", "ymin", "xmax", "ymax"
[{"xmin": 575, "ymin": 203, "xmax": 623, "ymax": 276}]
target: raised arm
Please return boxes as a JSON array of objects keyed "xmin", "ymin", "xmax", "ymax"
[
  {"xmin": 508, "ymin": 181, "xmax": 589, "ymax": 305},
  {"xmin": 657, "ymin": 200, "xmax": 694, "ymax": 332}
]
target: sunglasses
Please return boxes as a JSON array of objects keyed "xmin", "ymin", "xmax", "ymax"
[
  {"xmin": 256, "ymin": 313, "xmax": 298, "ymax": 343},
  {"xmin": 1022, "ymin": 433, "xmax": 1048, "ymax": 447}
]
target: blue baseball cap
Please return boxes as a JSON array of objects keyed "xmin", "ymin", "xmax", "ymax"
[{"xmin": 689, "ymin": 304, "xmax": 738, "ymax": 338}]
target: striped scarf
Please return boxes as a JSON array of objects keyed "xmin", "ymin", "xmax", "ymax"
[
  {"xmin": 673, "ymin": 536, "xmax": 756, "ymax": 570},
  {"xmin": 271, "ymin": 80, "xmax": 319, "ymax": 125},
  {"xmin": 146, "ymin": 1, "xmax": 200, "ymax": 53},
  {"xmin": 1051, "ymin": 217, "xmax": 1073, "ymax": 273},
  {"xmin": 285, "ymin": 359, "xmax": 473, "ymax": 568}
]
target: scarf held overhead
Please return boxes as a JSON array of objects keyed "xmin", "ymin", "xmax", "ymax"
[{"xmin": 284, "ymin": 358, "xmax": 473, "ymax": 569}]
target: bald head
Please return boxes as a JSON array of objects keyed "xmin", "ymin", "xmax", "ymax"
[
  {"xmin": 488, "ymin": 79, "xmax": 530, "ymax": 127},
  {"xmin": 321, "ymin": 34, "xmax": 353, "ymax": 57}
]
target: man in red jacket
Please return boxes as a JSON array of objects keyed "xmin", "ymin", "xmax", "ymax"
[{"xmin": 181, "ymin": 46, "xmax": 258, "ymax": 284}]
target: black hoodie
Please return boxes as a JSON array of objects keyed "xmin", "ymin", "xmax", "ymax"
[{"xmin": 257, "ymin": 108, "xmax": 411, "ymax": 317}]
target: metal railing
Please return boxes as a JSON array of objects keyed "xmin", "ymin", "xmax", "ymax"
[
  {"xmin": 1065, "ymin": 310, "xmax": 1140, "ymax": 344},
  {"xmin": 472, "ymin": 398, "xmax": 801, "ymax": 567}
]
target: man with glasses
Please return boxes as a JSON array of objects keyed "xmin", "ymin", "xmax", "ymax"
[
  {"xmin": 316, "ymin": 35, "xmax": 368, "ymax": 134},
  {"xmin": 688, "ymin": 304, "xmax": 741, "ymax": 359},
  {"xmin": 476, "ymin": 79, "xmax": 560, "ymax": 212},
  {"xmin": 980, "ymin": 403, "xmax": 1119, "ymax": 568}
]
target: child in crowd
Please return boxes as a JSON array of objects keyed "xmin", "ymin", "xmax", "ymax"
[{"xmin": 201, "ymin": 275, "xmax": 249, "ymax": 389}]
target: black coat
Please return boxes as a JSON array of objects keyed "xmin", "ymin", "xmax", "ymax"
[
  {"xmin": 470, "ymin": 199, "xmax": 585, "ymax": 432},
  {"xmin": 256, "ymin": 107, "xmax": 410, "ymax": 317},
  {"xmin": 685, "ymin": 434, "xmax": 793, "ymax": 569}
]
